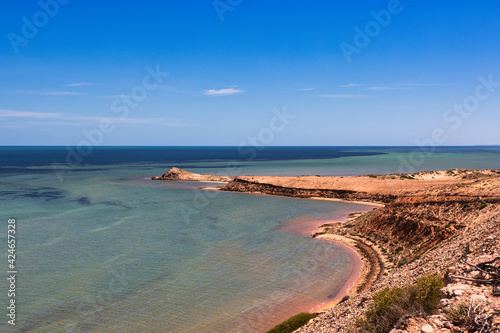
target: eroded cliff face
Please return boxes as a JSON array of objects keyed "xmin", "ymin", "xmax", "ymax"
[
  {"xmin": 221, "ymin": 178, "xmax": 396, "ymax": 203},
  {"xmin": 351, "ymin": 201, "xmax": 472, "ymax": 267}
]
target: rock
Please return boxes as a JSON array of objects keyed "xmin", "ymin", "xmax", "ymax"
[
  {"xmin": 469, "ymin": 270, "xmax": 482, "ymax": 279},
  {"xmin": 421, "ymin": 324, "xmax": 433, "ymax": 333},
  {"xmin": 152, "ymin": 167, "xmax": 232, "ymax": 182},
  {"xmin": 438, "ymin": 298, "xmax": 451, "ymax": 308},
  {"xmin": 428, "ymin": 315, "xmax": 446, "ymax": 327},
  {"xmin": 441, "ymin": 284, "xmax": 468, "ymax": 298},
  {"xmin": 470, "ymin": 294, "xmax": 486, "ymax": 303}
]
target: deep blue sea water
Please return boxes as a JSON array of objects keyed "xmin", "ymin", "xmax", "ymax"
[{"xmin": 1, "ymin": 146, "xmax": 499, "ymax": 332}]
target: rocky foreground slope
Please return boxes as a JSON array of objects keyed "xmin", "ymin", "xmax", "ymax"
[{"xmin": 297, "ymin": 204, "xmax": 500, "ymax": 332}]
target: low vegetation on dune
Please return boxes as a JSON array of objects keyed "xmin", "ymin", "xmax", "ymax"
[
  {"xmin": 265, "ymin": 312, "xmax": 318, "ymax": 333},
  {"xmin": 355, "ymin": 274, "xmax": 444, "ymax": 333}
]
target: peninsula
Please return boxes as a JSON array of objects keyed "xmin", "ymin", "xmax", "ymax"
[{"xmin": 153, "ymin": 167, "xmax": 500, "ymax": 332}]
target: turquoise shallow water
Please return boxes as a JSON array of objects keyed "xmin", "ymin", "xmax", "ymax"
[
  {"xmin": 1, "ymin": 147, "xmax": 500, "ymax": 332},
  {"xmin": 1, "ymin": 164, "xmax": 373, "ymax": 332}
]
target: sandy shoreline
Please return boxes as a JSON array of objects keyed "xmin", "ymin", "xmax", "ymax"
[
  {"xmin": 205, "ymin": 186, "xmax": 384, "ymax": 327},
  {"xmin": 211, "ymin": 185, "xmax": 386, "ymax": 316},
  {"xmin": 309, "ymin": 196, "xmax": 385, "ymax": 207},
  {"xmin": 208, "ymin": 186, "xmax": 386, "ymax": 308},
  {"xmin": 225, "ymin": 190, "xmax": 387, "ymax": 313},
  {"xmin": 311, "ymin": 236, "xmax": 365, "ymax": 312},
  {"xmin": 279, "ymin": 204, "xmax": 386, "ymax": 314}
]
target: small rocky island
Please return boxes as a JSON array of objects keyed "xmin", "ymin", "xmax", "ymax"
[{"xmin": 152, "ymin": 167, "xmax": 232, "ymax": 182}]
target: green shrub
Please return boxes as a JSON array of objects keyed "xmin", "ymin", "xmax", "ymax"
[
  {"xmin": 356, "ymin": 274, "xmax": 444, "ymax": 333},
  {"xmin": 266, "ymin": 312, "xmax": 317, "ymax": 333},
  {"xmin": 445, "ymin": 302, "xmax": 469, "ymax": 326},
  {"xmin": 478, "ymin": 203, "xmax": 487, "ymax": 210},
  {"xmin": 412, "ymin": 274, "xmax": 444, "ymax": 313}
]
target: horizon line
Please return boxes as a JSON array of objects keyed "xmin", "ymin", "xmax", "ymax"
[{"xmin": 1, "ymin": 145, "xmax": 499, "ymax": 148}]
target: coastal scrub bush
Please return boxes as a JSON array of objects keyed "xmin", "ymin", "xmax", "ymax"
[
  {"xmin": 445, "ymin": 301, "xmax": 488, "ymax": 330},
  {"xmin": 266, "ymin": 312, "xmax": 317, "ymax": 333},
  {"xmin": 356, "ymin": 274, "xmax": 444, "ymax": 333},
  {"xmin": 444, "ymin": 302, "xmax": 469, "ymax": 326},
  {"xmin": 478, "ymin": 203, "xmax": 487, "ymax": 210}
]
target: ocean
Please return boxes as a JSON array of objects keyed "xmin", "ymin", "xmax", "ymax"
[{"xmin": 1, "ymin": 146, "xmax": 500, "ymax": 332}]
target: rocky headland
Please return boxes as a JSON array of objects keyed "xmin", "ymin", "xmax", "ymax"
[{"xmin": 151, "ymin": 167, "xmax": 232, "ymax": 182}]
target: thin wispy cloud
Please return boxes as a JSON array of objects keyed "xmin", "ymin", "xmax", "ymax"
[
  {"xmin": 75, "ymin": 116, "xmax": 187, "ymax": 126},
  {"xmin": 398, "ymin": 83, "xmax": 445, "ymax": 87},
  {"xmin": 365, "ymin": 83, "xmax": 445, "ymax": 91},
  {"xmin": 0, "ymin": 109, "xmax": 187, "ymax": 127},
  {"xmin": 316, "ymin": 94, "xmax": 368, "ymax": 99},
  {"xmin": 65, "ymin": 82, "xmax": 94, "ymax": 87},
  {"xmin": 366, "ymin": 86, "xmax": 402, "ymax": 91},
  {"xmin": 341, "ymin": 83, "xmax": 444, "ymax": 91},
  {"xmin": 0, "ymin": 109, "xmax": 59, "ymax": 118},
  {"xmin": 12, "ymin": 90, "xmax": 87, "ymax": 96},
  {"xmin": 98, "ymin": 94, "xmax": 131, "ymax": 99},
  {"xmin": 204, "ymin": 88, "xmax": 244, "ymax": 96},
  {"xmin": 301, "ymin": 88, "xmax": 316, "ymax": 91},
  {"xmin": 45, "ymin": 91, "xmax": 87, "ymax": 96}
]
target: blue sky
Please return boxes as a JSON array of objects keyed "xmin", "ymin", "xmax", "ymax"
[{"xmin": 1, "ymin": 0, "xmax": 500, "ymax": 146}]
